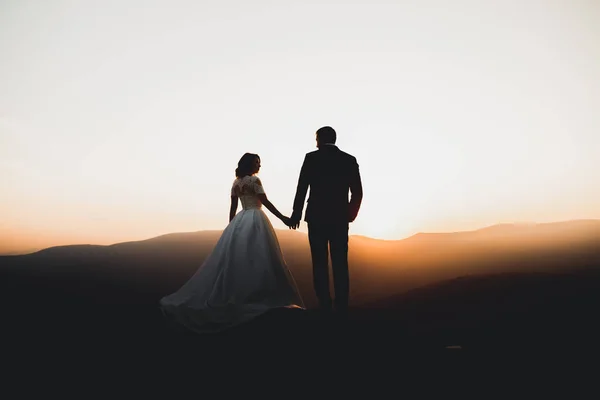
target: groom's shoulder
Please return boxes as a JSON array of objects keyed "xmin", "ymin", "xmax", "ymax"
[
  {"xmin": 304, "ymin": 150, "xmax": 319, "ymax": 160},
  {"xmin": 307, "ymin": 148, "xmax": 357, "ymax": 163},
  {"xmin": 338, "ymin": 149, "xmax": 358, "ymax": 163}
]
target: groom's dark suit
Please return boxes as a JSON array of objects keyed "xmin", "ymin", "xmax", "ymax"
[{"xmin": 291, "ymin": 144, "xmax": 363, "ymax": 314}]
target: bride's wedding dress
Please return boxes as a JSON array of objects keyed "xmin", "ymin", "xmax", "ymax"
[{"xmin": 160, "ymin": 175, "xmax": 304, "ymax": 333}]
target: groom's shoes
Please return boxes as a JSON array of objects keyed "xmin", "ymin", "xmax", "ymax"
[
  {"xmin": 331, "ymin": 303, "xmax": 349, "ymax": 328},
  {"xmin": 318, "ymin": 306, "xmax": 333, "ymax": 316},
  {"xmin": 314, "ymin": 306, "xmax": 333, "ymax": 323},
  {"xmin": 333, "ymin": 301, "xmax": 348, "ymax": 315}
]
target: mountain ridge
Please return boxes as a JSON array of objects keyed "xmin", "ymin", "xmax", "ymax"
[{"xmin": 4, "ymin": 218, "xmax": 598, "ymax": 257}]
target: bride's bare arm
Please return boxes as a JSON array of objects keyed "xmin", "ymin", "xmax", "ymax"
[
  {"xmin": 229, "ymin": 195, "xmax": 239, "ymax": 222},
  {"xmin": 258, "ymin": 193, "xmax": 289, "ymax": 224}
]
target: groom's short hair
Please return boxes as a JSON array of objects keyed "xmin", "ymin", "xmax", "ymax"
[{"xmin": 316, "ymin": 126, "xmax": 336, "ymax": 144}]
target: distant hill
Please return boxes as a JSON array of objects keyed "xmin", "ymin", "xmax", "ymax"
[
  {"xmin": 403, "ymin": 219, "xmax": 600, "ymax": 246},
  {"xmin": 1, "ymin": 219, "xmax": 599, "ymax": 308}
]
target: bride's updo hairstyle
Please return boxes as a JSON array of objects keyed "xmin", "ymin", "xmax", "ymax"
[{"xmin": 235, "ymin": 153, "xmax": 260, "ymax": 178}]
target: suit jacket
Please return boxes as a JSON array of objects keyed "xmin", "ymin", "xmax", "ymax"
[{"xmin": 292, "ymin": 145, "xmax": 363, "ymax": 225}]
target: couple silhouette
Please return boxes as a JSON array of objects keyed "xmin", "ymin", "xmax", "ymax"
[{"xmin": 160, "ymin": 126, "xmax": 363, "ymax": 333}]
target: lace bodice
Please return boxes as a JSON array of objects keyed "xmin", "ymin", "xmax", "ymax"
[{"xmin": 231, "ymin": 175, "xmax": 265, "ymax": 210}]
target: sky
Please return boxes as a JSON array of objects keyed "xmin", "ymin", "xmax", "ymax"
[{"xmin": 1, "ymin": 0, "xmax": 599, "ymax": 253}]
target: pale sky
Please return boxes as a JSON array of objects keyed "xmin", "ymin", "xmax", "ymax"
[{"xmin": 1, "ymin": 0, "xmax": 599, "ymax": 253}]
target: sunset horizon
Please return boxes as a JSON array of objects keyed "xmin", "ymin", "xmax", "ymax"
[
  {"xmin": 2, "ymin": 217, "xmax": 598, "ymax": 256},
  {"xmin": 2, "ymin": 1, "xmax": 599, "ymax": 254}
]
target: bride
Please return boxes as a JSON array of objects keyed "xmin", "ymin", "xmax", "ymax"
[{"xmin": 160, "ymin": 153, "xmax": 304, "ymax": 333}]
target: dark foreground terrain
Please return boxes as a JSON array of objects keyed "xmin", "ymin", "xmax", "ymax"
[
  {"xmin": 3, "ymin": 265, "xmax": 600, "ymax": 394},
  {"xmin": 4, "ymin": 221, "xmax": 600, "ymax": 393}
]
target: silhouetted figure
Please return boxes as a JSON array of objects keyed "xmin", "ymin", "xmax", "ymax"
[
  {"xmin": 160, "ymin": 153, "xmax": 304, "ymax": 333},
  {"xmin": 291, "ymin": 126, "xmax": 363, "ymax": 318}
]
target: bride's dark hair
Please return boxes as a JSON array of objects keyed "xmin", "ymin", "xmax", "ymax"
[{"xmin": 235, "ymin": 153, "xmax": 260, "ymax": 178}]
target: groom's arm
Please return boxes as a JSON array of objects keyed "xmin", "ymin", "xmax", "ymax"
[
  {"xmin": 291, "ymin": 154, "xmax": 310, "ymax": 224},
  {"xmin": 348, "ymin": 157, "xmax": 363, "ymax": 223}
]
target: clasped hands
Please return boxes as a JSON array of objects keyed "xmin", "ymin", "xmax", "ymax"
[
  {"xmin": 282, "ymin": 209, "xmax": 357, "ymax": 229},
  {"xmin": 281, "ymin": 216, "xmax": 300, "ymax": 230}
]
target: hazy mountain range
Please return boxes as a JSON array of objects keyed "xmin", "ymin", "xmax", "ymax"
[{"xmin": 2, "ymin": 219, "xmax": 599, "ymax": 308}]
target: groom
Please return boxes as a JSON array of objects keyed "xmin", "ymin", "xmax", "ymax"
[{"xmin": 290, "ymin": 126, "xmax": 363, "ymax": 318}]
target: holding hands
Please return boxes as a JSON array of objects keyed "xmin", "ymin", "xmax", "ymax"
[
  {"xmin": 289, "ymin": 218, "xmax": 300, "ymax": 230},
  {"xmin": 281, "ymin": 216, "xmax": 300, "ymax": 230},
  {"xmin": 281, "ymin": 216, "xmax": 292, "ymax": 227}
]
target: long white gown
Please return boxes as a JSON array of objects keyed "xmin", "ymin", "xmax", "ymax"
[{"xmin": 159, "ymin": 175, "xmax": 304, "ymax": 333}]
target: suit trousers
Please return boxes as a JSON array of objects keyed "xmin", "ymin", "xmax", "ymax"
[{"xmin": 307, "ymin": 221, "xmax": 349, "ymax": 314}]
